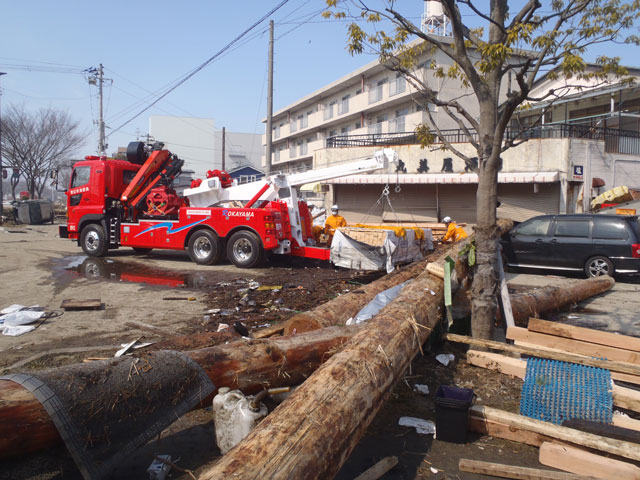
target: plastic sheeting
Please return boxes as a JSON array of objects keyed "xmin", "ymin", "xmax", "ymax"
[
  {"xmin": 330, "ymin": 227, "xmax": 434, "ymax": 272},
  {"xmin": 346, "ymin": 280, "xmax": 411, "ymax": 325}
]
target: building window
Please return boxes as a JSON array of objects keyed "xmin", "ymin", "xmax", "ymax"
[
  {"xmin": 298, "ymin": 114, "xmax": 307, "ymax": 129},
  {"xmin": 341, "ymin": 126, "xmax": 349, "ymax": 134},
  {"xmin": 389, "ymin": 73, "xmax": 406, "ymax": 96},
  {"xmin": 339, "ymin": 94, "xmax": 350, "ymax": 115},
  {"xmin": 329, "ymin": 129, "xmax": 338, "ymax": 137},
  {"xmin": 368, "ymin": 78, "xmax": 386, "ymax": 104},
  {"xmin": 274, "ymin": 148, "xmax": 280, "ymax": 162},
  {"xmin": 355, "ymin": 121, "xmax": 362, "ymax": 129},
  {"xmin": 290, "ymin": 116, "xmax": 297, "ymax": 133},
  {"xmin": 290, "ymin": 141, "xmax": 297, "ymax": 158},
  {"xmin": 273, "ymin": 123, "xmax": 281, "ymax": 139},
  {"xmin": 389, "ymin": 108, "xmax": 408, "ymax": 133},
  {"xmin": 324, "ymin": 101, "xmax": 337, "ymax": 120}
]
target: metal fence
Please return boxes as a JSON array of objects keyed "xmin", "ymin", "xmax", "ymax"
[{"xmin": 326, "ymin": 124, "xmax": 640, "ymax": 155}]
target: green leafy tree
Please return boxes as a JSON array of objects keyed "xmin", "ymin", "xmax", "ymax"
[
  {"xmin": 1, "ymin": 104, "xmax": 85, "ymax": 199},
  {"xmin": 325, "ymin": 0, "xmax": 639, "ymax": 339}
]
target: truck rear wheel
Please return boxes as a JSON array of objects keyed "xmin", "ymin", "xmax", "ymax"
[
  {"xmin": 227, "ymin": 231, "xmax": 263, "ymax": 268},
  {"xmin": 81, "ymin": 224, "xmax": 108, "ymax": 257},
  {"xmin": 188, "ymin": 230, "xmax": 222, "ymax": 265}
]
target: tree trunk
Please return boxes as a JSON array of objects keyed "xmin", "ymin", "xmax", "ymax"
[
  {"xmin": 471, "ymin": 160, "xmax": 500, "ymax": 339},
  {"xmin": 201, "ymin": 254, "xmax": 451, "ymax": 480},
  {"xmin": 283, "ymin": 258, "xmax": 428, "ymax": 334},
  {"xmin": 0, "ymin": 325, "xmax": 364, "ymax": 459}
]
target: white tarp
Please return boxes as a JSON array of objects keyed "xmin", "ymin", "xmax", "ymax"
[{"xmin": 330, "ymin": 228, "xmax": 434, "ymax": 272}]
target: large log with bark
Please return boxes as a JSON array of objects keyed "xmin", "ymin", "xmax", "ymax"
[
  {"xmin": 282, "ymin": 258, "xmax": 428, "ymax": 335},
  {"xmin": 0, "ymin": 325, "xmax": 365, "ymax": 459},
  {"xmin": 201, "ymin": 253, "xmax": 450, "ymax": 479},
  {"xmin": 500, "ymin": 276, "xmax": 615, "ymax": 326}
]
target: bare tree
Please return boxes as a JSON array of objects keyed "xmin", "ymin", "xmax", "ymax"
[
  {"xmin": 324, "ymin": 0, "xmax": 639, "ymax": 339},
  {"xmin": 1, "ymin": 104, "xmax": 86, "ymax": 199}
]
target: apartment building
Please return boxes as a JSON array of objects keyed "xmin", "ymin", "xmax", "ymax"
[{"xmin": 262, "ymin": 44, "xmax": 478, "ymax": 174}]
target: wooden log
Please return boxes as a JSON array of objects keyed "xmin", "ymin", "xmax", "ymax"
[
  {"xmin": 498, "ymin": 276, "xmax": 615, "ymax": 326},
  {"xmin": 445, "ymin": 333, "xmax": 640, "ymax": 377},
  {"xmin": 507, "ymin": 326, "xmax": 640, "ymax": 365},
  {"xmin": 201, "ymin": 251, "xmax": 451, "ymax": 479},
  {"xmin": 470, "ymin": 405, "xmax": 640, "ymax": 462},
  {"xmin": 458, "ymin": 458, "xmax": 594, "ymax": 480},
  {"xmin": 0, "ymin": 324, "xmax": 364, "ymax": 459},
  {"xmin": 282, "ymin": 258, "xmax": 428, "ymax": 335},
  {"xmin": 527, "ymin": 318, "xmax": 640, "ymax": 353},
  {"xmin": 466, "ymin": 351, "xmax": 640, "ymax": 417},
  {"xmin": 539, "ymin": 442, "xmax": 640, "ymax": 480}
]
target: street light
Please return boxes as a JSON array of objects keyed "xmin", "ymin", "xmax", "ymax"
[{"xmin": 0, "ymin": 72, "xmax": 6, "ymax": 220}]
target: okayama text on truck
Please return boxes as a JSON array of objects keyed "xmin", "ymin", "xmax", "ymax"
[{"xmin": 60, "ymin": 141, "xmax": 395, "ymax": 268}]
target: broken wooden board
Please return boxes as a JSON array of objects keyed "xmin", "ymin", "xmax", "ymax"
[
  {"xmin": 354, "ymin": 456, "xmax": 398, "ymax": 480},
  {"xmin": 507, "ymin": 326, "xmax": 640, "ymax": 365},
  {"xmin": 60, "ymin": 299, "xmax": 103, "ymax": 311},
  {"xmin": 539, "ymin": 442, "xmax": 640, "ymax": 480},
  {"xmin": 471, "ymin": 405, "xmax": 640, "ymax": 462},
  {"xmin": 528, "ymin": 318, "xmax": 640, "ymax": 353},
  {"xmin": 458, "ymin": 458, "xmax": 595, "ymax": 480}
]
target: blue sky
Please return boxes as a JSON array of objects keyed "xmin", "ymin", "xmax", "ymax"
[{"xmin": 0, "ymin": 1, "xmax": 638, "ymax": 157}]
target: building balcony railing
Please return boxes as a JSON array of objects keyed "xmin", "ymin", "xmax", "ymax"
[{"xmin": 326, "ymin": 124, "xmax": 640, "ymax": 155}]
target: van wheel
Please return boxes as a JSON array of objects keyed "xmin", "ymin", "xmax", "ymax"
[
  {"xmin": 188, "ymin": 230, "xmax": 222, "ymax": 265},
  {"xmin": 227, "ymin": 231, "xmax": 263, "ymax": 268},
  {"xmin": 584, "ymin": 256, "xmax": 613, "ymax": 278},
  {"xmin": 81, "ymin": 224, "xmax": 108, "ymax": 257}
]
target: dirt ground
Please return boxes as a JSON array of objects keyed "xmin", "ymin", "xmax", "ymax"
[{"xmin": 0, "ymin": 223, "xmax": 585, "ymax": 479}]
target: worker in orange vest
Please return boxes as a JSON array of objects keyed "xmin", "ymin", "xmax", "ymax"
[
  {"xmin": 324, "ymin": 204, "xmax": 347, "ymax": 245},
  {"xmin": 441, "ymin": 216, "xmax": 468, "ymax": 243}
]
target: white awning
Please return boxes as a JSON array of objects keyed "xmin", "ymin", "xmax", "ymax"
[{"xmin": 328, "ymin": 172, "xmax": 559, "ymax": 185}]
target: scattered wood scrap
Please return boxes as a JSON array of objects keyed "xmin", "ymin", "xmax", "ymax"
[
  {"xmin": 539, "ymin": 442, "xmax": 640, "ymax": 480},
  {"xmin": 60, "ymin": 299, "xmax": 103, "ymax": 311},
  {"xmin": 353, "ymin": 456, "xmax": 398, "ymax": 480},
  {"xmin": 458, "ymin": 458, "xmax": 594, "ymax": 480}
]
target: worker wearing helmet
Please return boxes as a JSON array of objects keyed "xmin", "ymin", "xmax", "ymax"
[
  {"xmin": 324, "ymin": 204, "xmax": 347, "ymax": 245},
  {"xmin": 441, "ymin": 216, "xmax": 468, "ymax": 243}
]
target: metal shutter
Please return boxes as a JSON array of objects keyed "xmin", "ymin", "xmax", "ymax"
[
  {"xmin": 438, "ymin": 184, "xmax": 478, "ymax": 223},
  {"xmin": 497, "ymin": 183, "xmax": 560, "ymax": 222},
  {"xmin": 381, "ymin": 184, "xmax": 438, "ymax": 222},
  {"xmin": 334, "ymin": 185, "xmax": 384, "ymax": 223}
]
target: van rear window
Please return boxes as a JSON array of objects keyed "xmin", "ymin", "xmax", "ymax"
[{"xmin": 593, "ymin": 217, "xmax": 629, "ymax": 240}]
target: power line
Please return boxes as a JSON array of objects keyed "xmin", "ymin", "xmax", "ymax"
[{"xmin": 107, "ymin": 0, "xmax": 290, "ymax": 138}]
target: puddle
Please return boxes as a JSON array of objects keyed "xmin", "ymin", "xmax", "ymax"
[{"xmin": 51, "ymin": 255, "xmax": 223, "ymax": 291}]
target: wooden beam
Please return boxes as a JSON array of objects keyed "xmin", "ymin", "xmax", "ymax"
[
  {"xmin": 445, "ymin": 333, "xmax": 640, "ymax": 377},
  {"xmin": 562, "ymin": 418, "xmax": 640, "ymax": 444},
  {"xmin": 60, "ymin": 299, "xmax": 103, "ymax": 310},
  {"xmin": 353, "ymin": 456, "xmax": 398, "ymax": 480},
  {"xmin": 528, "ymin": 318, "xmax": 640, "ymax": 353},
  {"xmin": 539, "ymin": 442, "xmax": 640, "ymax": 480},
  {"xmin": 468, "ymin": 415, "xmax": 554, "ymax": 447},
  {"xmin": 507, "ymin": 326, "xmax": 640, "ymax": 365},
  {"xmin": 470, "ymin": 405, "xmax": 640, "ymax": 462},
  {"xmin": 458, "ymin": 459, "xmax": 595, "ymax": 480},
  {"xmin": 466, "ymin": 351, "xmax": 640, "ymax": 419}
]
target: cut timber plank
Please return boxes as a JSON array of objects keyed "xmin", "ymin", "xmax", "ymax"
[
  {"xmin": 507, "ymin": 326, "xmax": 640, "ymax": 365},
  {"xmin": 528, "ymin": 318, "xmax": 640, "ymax": 353},
  {"xmin": 353, "ymin": 456, "xmax": 398, "ymax": 480},
  {"xmin": 470, "ymin": 405, "xmax": 640, "ymax": 462},
  {"xmin": 539, "ymin": 442, "xmax": 640, "ymax": 480},
  {"xmin": 562, "ymin": 418, "xmax": 640, "ymax": 444},
  {"xmin": 60, "ymin": 299, "xmax": 103, "ymax": 310},
  {"xmin": 466, "ymin": 351, "xmax": 640, "ymax": 417},
  {"xmin": 445, "ymin": 333, "xmax": 640, "ymax": 377},
  {"xmin": 251, "ymin": 323, "xmax": 285, "ymax": 339},
  {"xmin": 458, "ymin": 459, "xmax": 595, "ymax": 480},
  {"xmin": 468, "ymin": 415, "xmax": 554, "ymax": 447}
]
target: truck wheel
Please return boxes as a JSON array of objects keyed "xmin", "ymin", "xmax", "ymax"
[
  {"xmin": 227, "ymin": 231, "xmax": 263, "ymax": 268},
  {"xmin": 188, "ymin": 230, "xmax": 222, "ymax": 265},
  {"xmin": 81, "ymin": 224, "xmax": 108, "ymax": 257},
  {"xmin": 133, "ymin": 247, "xmax": 153, "ymax": 254},
  {"xmin": 584, "ymin": 255, "xmax": 613, "ymax": 278}
]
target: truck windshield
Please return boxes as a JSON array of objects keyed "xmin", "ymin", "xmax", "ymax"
[{"xmin": 71, "ymin": 166, "xmax": 91, "ymax": 188}]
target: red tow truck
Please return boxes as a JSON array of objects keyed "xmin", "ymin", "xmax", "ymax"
[{"xmin": 60, "ymin": 141, "xmax": 394, "ymax": 268}]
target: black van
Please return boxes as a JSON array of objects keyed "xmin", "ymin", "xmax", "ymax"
[{"xmin": 500, "ymin": 214, "xmax": 640, "ymax": 277}]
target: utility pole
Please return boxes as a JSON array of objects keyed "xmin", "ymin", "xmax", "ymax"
[
  {"xmin": 265, "ymin": 20, "xmax": 274, "ymax": 176},
  {"xmin": 0, "ymin": 72, "xmax": 6, "ymax": 219},
  {"xmin": 221, "ymin": 126, "xmax": 226, "ymax": 171},
  {"xmin": 86, "ymin": 64, "xmax": 108, "ymax": 155}
]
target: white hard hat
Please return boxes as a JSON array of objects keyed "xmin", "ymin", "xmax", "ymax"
[
  {"xmin": 331, "ymin": 205, "xmax": 339, "ymax": 211},
  {"xmin": 443, "ymin": 216, "xmax": 452, "ymax": 223}
]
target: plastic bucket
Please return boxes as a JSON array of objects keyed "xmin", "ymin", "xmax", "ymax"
[{"xmin": 435, "ymin": 385, "xmax": 474, "ymax": 443}]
